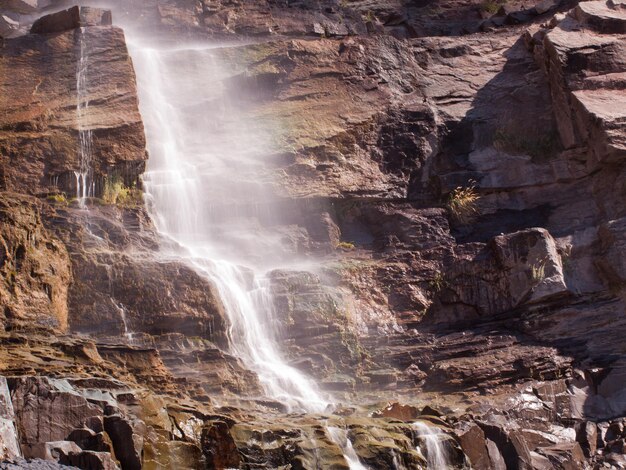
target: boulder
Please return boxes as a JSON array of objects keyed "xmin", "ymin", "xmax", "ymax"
[
  {"xmin": 30, "ymin": 7, "xmax": 112, "ymax": 35},
  {"xmin": 29, "ymin": 441, "xmax": 81, "ymax": 461},
  {"xmin": 491, "ymin": 227, "xmax": 568, "ymax": 305},
  {"xmin": 454, "ymin": 422, "xmax": 491, "ymax": 469}
]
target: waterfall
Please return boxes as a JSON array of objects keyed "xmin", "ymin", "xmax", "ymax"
[
  {"xmin": 127, "ymin": 42, "xmax": 329, "ymax": 413},
  {"xmin": 412, "ymin": 421, "xmax": 450, "ymax": 469},
  {"xmin": 75, "ymin": 27, "xmax": 95, "ymax": 204},
  {"xmin": 326, "ymin": 426, "xmax": 368, "ymax": 470}
]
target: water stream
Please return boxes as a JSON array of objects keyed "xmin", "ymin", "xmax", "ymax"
[
  {"xmin": 128, "ymin": 42, "xmax": 329, "ymax": 414},
  {"xmin": 75, "ymin": 27, "xmax": 95, "ymax": 204},
  {"xmin": 412, "ymin": 421, "xmax": 450, "ymax": 469},
  {"xmin": 326, "ymin": 426, "xmax": 369, "ymax": 470}
]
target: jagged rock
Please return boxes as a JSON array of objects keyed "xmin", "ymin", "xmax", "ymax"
[
  {"xmin": 491, "ymin": 227, "xmax": 568, "ymax": 305},
  {"xmin": 0, "ymin": 377, "xmax": 19, "ymax": 460},
  {"xmin": 535, "ymin": 442, "xmax": 586, "ymax": 469},
  {"xmin": 0, "ymin": 194, "xmax": 71, "ymax": 332},
  {"xmin": 0, "ymin": 17, "xmax": 146, "ymax": 197},
  {"xmin": 29, "ymin": 441, "xmax": 81, "ymax": 461},
  {"xmin": 0, "ymin": 458, "xmax": 78, "ymax": 469},
  {"xmin": 7, "ymin": 377, "xmax": 102, "ymax": 458},
  {"xmin": 201, "ymin": 421, "xmax": 241, "ymax": 470},
  {"xmin": 455, "ymin": 422, "xmax": 491, "ymax": 469},
  {"xmin": 0, "ymin": 15, "xmax": 20, "ymax": 38},
  {"xmin": 58, "ymin": 450, "xmax": 120, "ymax": 470},
  {"xmin": 103, "ymin": 415, "xmax": 144, "ymax": 470},
  {"xmin": 371, "ymin": 402, "xmax": 419, "ymax": 420}
]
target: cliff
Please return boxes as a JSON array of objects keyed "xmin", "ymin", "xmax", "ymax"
[{"xmin": 0, "ymin": 0, "xmax": 625, "ymax": 469}]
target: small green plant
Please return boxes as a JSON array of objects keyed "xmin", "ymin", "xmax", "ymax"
[
  {"xmin": 493, "ymin": 129, "xmax": 561, "ymax": 162},
  {"xmin": 363, "ymin": 10, "xmax": 376, "ymax": 22},
  {"xmin": 336, "ymin": 241, "xmax": 356, "ymax": 251},
  {"xmin": 46, "ymin": 193, "xmax": 67, "ymax": 204},
  {"xmin": 446, "ymin": 182, "xmax": 480, "ymax": 225},
  {"xmin": 429, "ymin": 271, "xmax": 446, "ymax": 292},
  {"xmin": 530, "ymin": 257, "xmax": 548, "ymax": 284},
  {"xmin": 480, "ymin": 0, "xmax": 503, "ymax": 14}
]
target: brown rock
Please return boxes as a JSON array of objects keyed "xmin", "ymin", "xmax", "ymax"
[
  {"xmin": 0, "ymin": 194, "xmax": 71, "ymax": 332},
  {"xmin": 7, "ymin": 377, "xmax": 102, "ymax": 458},
  {"xmin": 103, "ymin": 415, "xmax": 145, "ymax": 470},
  {"xmin": 201, "ymin": 421, "xmax": 241, "ymax": 470},
  {"xmin": 30, "ymin": 7, "xmax": 112, "ymax": 35},
  {"xmin": 455, "ymin": 422, "xmax": 491, "ymax": 469}
]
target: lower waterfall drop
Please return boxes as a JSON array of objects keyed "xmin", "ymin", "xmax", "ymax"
[
  {"xmin": 326, "ymin": 426, "xmax": 368, "ymax": 470},
  {"xmin": 128, "ymin": 42, "xmax": 330, "ymax": 413},
  {"xmin": 412, "ymin": 421, "xmax": 450, "ymax": 469}
]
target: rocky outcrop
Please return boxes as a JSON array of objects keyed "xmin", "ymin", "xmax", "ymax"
[
  {"xmin": 0, "ymin": 8, "xmax": 146, "ymax": 197},
  {"xmin": 0, "ymin": 193, "xmax": 71, "ymax": 332}
]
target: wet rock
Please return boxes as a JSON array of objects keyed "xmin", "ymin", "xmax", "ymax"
[
  {"xmin": 371, "ymin": 402, "xmax": 419, "ymax": 420},
  {"xmin": 454, "ymin": 422, "xmax": 491, "ymax": 469},
  {"xmin": 201, "ymin": 421, "xmax": 241, "ymax": 470},
  {"xmin": 30, "ymin": 7, "xmax": 112, "ymax": 35},
  {"xmin": 0, "ymin": 194, "xmax": 71, "ymax": 332},
  {"xmin": 0, "ymin": 18, "xmax": 146, "ymax": 197}
]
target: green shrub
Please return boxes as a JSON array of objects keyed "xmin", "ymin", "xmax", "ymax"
[{"xmin": 102, "ymin": 176, "xmax": 143, "ymax": 207}]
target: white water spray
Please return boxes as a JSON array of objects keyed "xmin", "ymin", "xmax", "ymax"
[
  {"xmin": 75, "ymin": 27, "xmax": 95, "ymax": 204},
  {"xmin": 412, "ymin": 421, "xmax": 450, "ymax": 469},
  {"xmin": 128, "ymin": 42, "xmax": 329, "ymax": 413}
]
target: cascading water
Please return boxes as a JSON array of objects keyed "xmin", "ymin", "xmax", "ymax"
[
  {"xmin": 412, "ymin": 421, "xmax": 450, "ymax": 469},
  {"xmin": 128, "ymin": 42, "xmax": 329, "ymax": 413},
  {"xmin": 326, "ymin": 426, "xmax": 368, "ymax": 470},
  {"xmin": 75, "ymin": 27, "xmax": 95, "ymax": 204}
]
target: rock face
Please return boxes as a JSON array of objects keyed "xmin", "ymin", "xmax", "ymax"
[
  {"xmin": 0, "ymin": 10, "xmax": 145, "ymax": 197},
  {"xmin": 0, "ymin": 0, "xmax": 625, "ymax": 469}
]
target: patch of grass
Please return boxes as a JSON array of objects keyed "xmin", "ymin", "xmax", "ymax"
[
  {"xmin": 493, "ymin": 129, "xmax": 561, "ymax": 162},
  {"xmin": 480, "ymin": 0, "xmax": 504, "ymax": 14},
  {"xmin": 46, "ymin": 193, "xmax": 67, "ymax": 204},
  {"xmin": 336, "ymin": 241, "xmax": 356, "ymax": 251},
  {"xmin": 363, "ymin": 10, "xmax": 376, "ymax": 22},
  {"xmin": 446, "ymin": 182, "xmax": 480, "ymax": 225},
  {"xmin": 429, "ymin": 271, "xmax": 447, "ymax": 292},
  {"xmin": 530, "ymin": 257, "xmax": 548, "ymax": 284}
]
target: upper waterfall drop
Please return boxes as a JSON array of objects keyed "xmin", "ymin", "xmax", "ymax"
[
  {"xmin": 127, "ymin": 41, "xmax": 330, "ymax": 414},
  {"xmin": 75, "ymin": 26, "xmax": 95, "ymax": 203}
]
